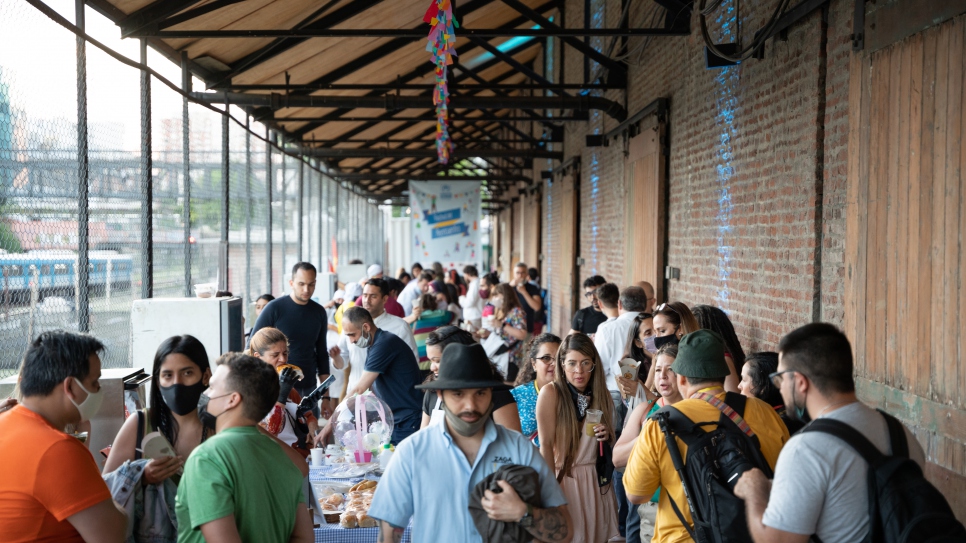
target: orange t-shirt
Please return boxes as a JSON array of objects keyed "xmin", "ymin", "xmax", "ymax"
[{"xmin": 0, "ymin": 405, "xmax": 112, "ymax": 542}]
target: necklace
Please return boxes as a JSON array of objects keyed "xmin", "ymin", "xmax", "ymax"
[{"xmin": 817, "ymin": 399, "xmax": 856, "ymax": 418}]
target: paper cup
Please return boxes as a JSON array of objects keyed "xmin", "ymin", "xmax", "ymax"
[
  {"xmin": 619, "ymin": 358, "xmax": 641, "ymax": 381},
  {"xmin": 310, "ymin": 448, "xmax": 325, "ymax": 467}
]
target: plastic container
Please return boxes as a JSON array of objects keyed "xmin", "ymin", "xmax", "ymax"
[{"xmin": 379, "ymin": 444, "xmax": 394, "ymax": 469}]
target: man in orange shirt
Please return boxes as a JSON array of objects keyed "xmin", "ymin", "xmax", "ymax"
[{"xmin": 0, "ymin": 331, "xmax": 127, "ymax": 542}]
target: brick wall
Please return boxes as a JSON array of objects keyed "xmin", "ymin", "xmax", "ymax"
[{"xmin": 550, "ymin": 0, "xmax": 851, "ymax": 351}]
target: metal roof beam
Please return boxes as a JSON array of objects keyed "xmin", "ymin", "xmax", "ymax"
[
  {"xmin": 119, "ymin": 0, "xmax": 205, "ymax": 37},
  {"xmin": 134, "ymin": 28, "xmax": 690, "ymax": 38},
  {"xmin": 303, "ymin": 148, "xmax": 562, "ymax": 159}
]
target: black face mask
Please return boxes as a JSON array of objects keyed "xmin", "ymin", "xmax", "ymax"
[
  {"xmin": 653, "ymin": 334, "xmax": 680, "ymax": 350},
  {"xmin": 159, "ymin": 381, "xmax": 206, "ymax": 416},
  {"xmin": 196, "ymin": 393, "xmax": 229, "ymax": 431}
]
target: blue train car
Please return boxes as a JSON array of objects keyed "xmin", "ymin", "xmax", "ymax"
[{"xmin": 0, "ymin": 252, "xmax": 133, "ymax": 301}]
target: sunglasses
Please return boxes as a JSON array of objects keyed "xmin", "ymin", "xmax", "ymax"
[{"xmin": 655, "ymin": 303, "xmax": 677, "ymax": 314}]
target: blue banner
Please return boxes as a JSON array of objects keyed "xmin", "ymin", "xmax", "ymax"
[
  {"xmin": 423, "ymin": 208, "xmax": 461, "ymax": 225},
  {"xmin": 431, "ymin": 223, "xmax": 469, "ymax": 239}
]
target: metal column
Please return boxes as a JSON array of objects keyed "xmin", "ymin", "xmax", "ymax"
[
  {"xmin": 181, "ymin": 52, "xmax": 192, "ymax": 297},
  {"xmin": 280, "ymin": 152, "xmax": 287, "ymax": 291},
  {"xmin": 245, "ymin": 116, "xmax": 252, "ymax": 304},
  {"xmin": 139, "ymin": 39, "xmax": 153, "ymax": 300},
  {"xmin": 265, "ymin": 128, "xmax": 273, "ymax": 294},
  {"xmin": 219, "ymin": 105, "xmax": 229, "ymax": 291},
  {"xmin": 297, "ymin": 159, "xmax": 304, "ymax": 263},
  {"xmin": 75, "ymin": 0, "xmax": 90, "ymax": 332}
]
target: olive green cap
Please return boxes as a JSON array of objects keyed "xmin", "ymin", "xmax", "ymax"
[{"xmin": 670, "ymin": 329, "xmax": 730, "ymax": 379}]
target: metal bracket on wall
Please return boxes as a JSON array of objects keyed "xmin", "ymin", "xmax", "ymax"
[{"xmin": 852, "ymin": 0, "xmax": 865, "ymax": 51}]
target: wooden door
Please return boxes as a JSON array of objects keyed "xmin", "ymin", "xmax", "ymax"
[
  {"xmin": 623, "ymin": 116, "xmax": 668, "ymax": 303},
  {"xmin": 844, "ymin": 14, "xmax": 966, "ymax": 515},
  {"xmin": 550, "ymin": 174, "xmax": 578, "ymax": 338}
]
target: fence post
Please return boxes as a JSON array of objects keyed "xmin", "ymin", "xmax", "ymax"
[
  {"xmin": 245, "ymin": 116, "xmax": 251, "ymax": 305},
  {"xmin": 265, "ymin": 128, "xmax": 273, "ymax": 295},
  {"xmin": 219, "ymin": 105, "xmax": 229, "ymax": 292},
  {"xmin": 139, "ymin": 38, "xmax": 153, "ymax": 300},
  {"xmin": 181, "ymin": 52, "xmax": 192, "ymax": 297},
  {"xmin": 75, "ymin": 0, "xmax": 90, "ymax": 332}
]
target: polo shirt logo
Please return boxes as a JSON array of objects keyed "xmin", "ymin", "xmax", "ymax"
[{"xmin": 492, "ymin": 455, "xmax": 512, "ymax": 464}]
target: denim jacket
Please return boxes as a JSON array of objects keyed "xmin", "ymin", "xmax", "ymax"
[{"xmin": 103, "ymin": 459, "xmax": 178, "ymax": 543}]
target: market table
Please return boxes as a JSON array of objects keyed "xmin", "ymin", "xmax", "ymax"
[{"xmin": 310, "ymin": 466, "xmax": 413, "ymax": 543}]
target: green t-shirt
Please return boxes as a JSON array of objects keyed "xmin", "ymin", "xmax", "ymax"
[{"xmin": 175, "ymin": 426, "xmax": 305, "ymax": 543}]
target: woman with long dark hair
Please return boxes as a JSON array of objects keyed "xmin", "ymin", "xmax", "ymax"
[
  {"xmin": 511, "ymin": 333, "xmax": 561, "ymax": 445},
  {"xmin": 103, "ymin": 335, "xmax": 212, "ymax": 542},
  {"xmin": 536, "ymin": 333, "xmax": 619, "ymax": 542},
  {"xmin": 474, "ymin": 283, "xmax": 528, "ymax": 380},
  {"xmin": 692, "ymin": 304, "xmax": 744, "ymax": 392}
]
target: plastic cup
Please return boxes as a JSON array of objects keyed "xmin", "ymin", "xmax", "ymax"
[
  {"xmin": 353, "ymin": 450, "xmax": 373, "ymax": 463},
  {"xmin": 310, "ymin": 448, "xmax": 325, "ymax": 467},
  {"xmin": 585, "ymin": 409, "xmax": 603, "ymax": 437}
]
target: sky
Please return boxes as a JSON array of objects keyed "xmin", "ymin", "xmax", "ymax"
[{"xmin": 0, "ymin": 0, "xmax": 203, "ymax": 153}]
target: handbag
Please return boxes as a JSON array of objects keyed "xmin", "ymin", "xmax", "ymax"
[
  {"xmin": 596, "ymin": 440, "xmax": 615, "ymax": 489},
  {"xmin": 481, "ymin": 327, "xmax": 512, "ymax": 379}
]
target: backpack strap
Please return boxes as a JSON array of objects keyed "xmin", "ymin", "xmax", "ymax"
[
  {"xmin": 801, "ymin": 418, "xmax": 885, "ymax": 465},
  {"xmin": 877, "ymin": 409, "xmax": 909, "ymax": 458},
  {"xmin": 692, "ymin": 391, "xmax": 755, "ymax": 437},
  {"xmin": 652, "ymin": 409, "xmax": 698, "ymax": 540}
]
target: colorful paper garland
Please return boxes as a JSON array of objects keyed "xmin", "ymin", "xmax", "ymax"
[{"xmin": 424, "ymin": 0, "xmax": 457, "ymax": 164}]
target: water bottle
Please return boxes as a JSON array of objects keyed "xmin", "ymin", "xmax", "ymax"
[{"xmin": 379, "ymin": 444, "xmax": 394, "ymax": 469}]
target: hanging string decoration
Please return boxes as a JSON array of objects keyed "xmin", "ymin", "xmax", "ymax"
[{"xmin": 424, "ymin": 0, "xmax": 457, "ymax": 164}]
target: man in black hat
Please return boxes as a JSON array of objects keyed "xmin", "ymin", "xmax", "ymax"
[{"xmin": 367, "ymin": 343, "xmax": 573, "ymax": 543}]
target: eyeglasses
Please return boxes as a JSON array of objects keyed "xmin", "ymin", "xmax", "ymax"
[
  {"xmin": 532, "ymin": 355, "xmax": 555, "ymax": 364},
  {"xmin": 564, "ymin": 360, "xmax": 595, "ymax": 373},
  {"xmin": 584, "ymin": 291, "xmax": 597, "ymax": 299},
  {"xmin": 768, "ymin": 370, "xmax": 798, "ymax": 388}
]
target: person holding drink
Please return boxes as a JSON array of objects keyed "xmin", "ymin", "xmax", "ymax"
[{"xmin": 535, "ymin": 333, "xmax": 619, "ymax": 543}]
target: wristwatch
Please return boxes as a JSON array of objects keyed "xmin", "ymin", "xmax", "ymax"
[{"xmin": 518, "ymin": 503, "xmax": 534, "ymax": 527}]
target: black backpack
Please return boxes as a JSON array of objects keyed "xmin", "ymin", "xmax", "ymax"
[
  {"xmin": 802, "ymin": 411, "xmax": 966, "ymax": 543},
  {"xmin": 650, "ymin": 392, "xmax": 774, "ymax": 543}
]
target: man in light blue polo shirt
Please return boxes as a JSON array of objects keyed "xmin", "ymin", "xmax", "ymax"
[{"xmin": 368, "ymin": 343, "xmax": 572, "ymax": 543}]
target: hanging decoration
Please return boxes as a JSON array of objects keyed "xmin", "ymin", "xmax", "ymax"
[{"xmin": 424, "ymin": 0, "xmax": 457, "ymax": 164}]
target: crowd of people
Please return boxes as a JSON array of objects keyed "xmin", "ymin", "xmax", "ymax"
[{"xmin": 0, "ymin": 259, "xmax": 962, "ymax": 543}]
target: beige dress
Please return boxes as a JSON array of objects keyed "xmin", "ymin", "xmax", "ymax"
[{"xmin": 557, "ymin": 433, "xmax": 621, "ymax": 543}]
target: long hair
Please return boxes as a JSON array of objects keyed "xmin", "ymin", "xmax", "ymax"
[
  {"xmin": 150, "ymin": 335, "xmax": 210, "ymax": 447},
  {"xmin": 248, "ymin": 327, "xmax": 288, "ymax": 358},
  {"xmin": 623, "ymin": 313, "xmax": 654, "ymax": 380},
  {"xmin": 430, "ymin": 280, "xmax": 451, "ymax": 304},
  {"xmin": 492, "ymin": 283, "xmax": 522, "ymax": 320},
  {"xmin": 418, "ymin": 293, "xmax": 438, "ymax": 312},
  {"xmin": 514, "ymin": 333, "xmax": 562, "ymax": 386},
  {"xmin": 551, "ymin": 333, "xmax": 614, "ymax": 481},
  {"xmin": 692, "ymin": 305, "xmax": 746, "ymax": 371},
  {"xmin": 654, "ymin": 301, "xmax": 700, "ymax": 335}
]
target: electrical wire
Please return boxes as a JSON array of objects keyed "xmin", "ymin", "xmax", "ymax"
[{"xmin": 698, "ymin": 0, "xmax": 793, "ymax": 62}]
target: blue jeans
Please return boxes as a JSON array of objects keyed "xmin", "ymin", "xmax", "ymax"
[{"xmin": 614, "ymin": 471, "xmax": 628, "ymax": 537}]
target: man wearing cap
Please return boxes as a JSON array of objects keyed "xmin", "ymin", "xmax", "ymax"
[
  {"xmin": 622, "ymin": 330, "xmax": 789, "ymax": 543},
  {"xmin": 368, "ymin": 343, "xmax": 573, "ymax": 543}
]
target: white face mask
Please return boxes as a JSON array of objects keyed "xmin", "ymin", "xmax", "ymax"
[
  {"xmin": 69, "ymin": 378, "xmax": 104, "ymax": 422},
  {"xmin": 490, "ymin": 297, "xmax": 503, "ymax": 309},
  {"xmin": 355, "ymin": 327, "xmax": 372, "ymax": 349}
]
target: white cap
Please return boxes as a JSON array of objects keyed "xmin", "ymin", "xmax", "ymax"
[
  {"xmin": 344, "ymin": 282, "xmax": 362, "ymax": 300},
  {"xmin": 332, "ymin": 289, "xmax": 346, "ymax": 301},
  {"xmin": 367, "ymin": 264, "xmax": 383, "ymax": 277}
]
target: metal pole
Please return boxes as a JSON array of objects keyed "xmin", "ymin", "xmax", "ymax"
[
  {"xmin": 219, "ymin": 104, "xmax": 229, "ymax": 291},
  {"xmin": 280, "ymin": 152, "xmax": 287, "ymax": 292},
  {"xmin": 139, "ymin": 38, "xmax": 153, "ymax": 299},
  {"xmin": 334, "ymin": 183, "xmax": 341, "ymax": 269},
  {"xmin": 245, "ymin": 116, "xmax": 251, "ymax": 304},
  {"xmin": 265, "ymin": 128, "xmax": 273, "ymax": 294},
  {"xmin": 181, "ymin": 52, "xmax": 192, "ymax": 297},
  {"xmin": 298, "ymin": 159, "xmax": 304, "ymax": 263},
  {"xmin": 75, "ymin": 0, "xmax": 90, "ymax": 332},
  {"xmin": 317, "ymin": 166, "xmax": 323, "ymax": 270}
]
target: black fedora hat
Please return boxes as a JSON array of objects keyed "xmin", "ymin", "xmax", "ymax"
[{"xmin": 415, "ymin": 343, "xmax": 508, "ymax": 390}]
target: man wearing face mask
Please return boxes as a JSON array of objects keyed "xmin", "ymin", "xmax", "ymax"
[
  {"xmin": 335, "ymin": 307, "xmax": 423, "ymax": 445},
  {"xmin": 176, "ymin": 353, "xmax": 313, "ymax": 543},
  {"xmin": 0, "ymin": 331, "xmax": 127, "ymax": 543},
  {"xmin": 369, "ymin": 343, "xmax": 573, "ymax": 543},
  {"xmin": 734, "ymin": 324, "xmax": 927, "ymax": 543}
]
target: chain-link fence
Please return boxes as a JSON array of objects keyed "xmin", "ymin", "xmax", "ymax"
[{"xmin": 0, "ymin": 1, "xmax": 385, "ymax": 374}]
